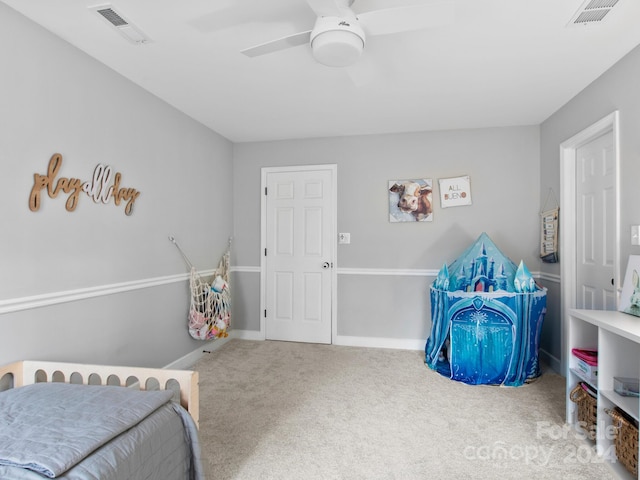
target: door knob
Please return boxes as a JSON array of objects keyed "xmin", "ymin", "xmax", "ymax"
[{"xmin": 322, "ymin": 262, "xmax": 330, "ymax": 269}]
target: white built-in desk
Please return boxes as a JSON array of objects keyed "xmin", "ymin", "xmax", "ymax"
[{"xmin": 567, "ymin": 309, "xmax": 640, "ymax": 479}]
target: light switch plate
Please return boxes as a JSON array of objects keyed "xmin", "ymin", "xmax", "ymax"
[
  {"xmin": 338, "ymin": 233, "xmax": 351, "ymax": 244},
  {"xmin": 632, "ymin": 225, "xmax": 640, "ymax": 246}
]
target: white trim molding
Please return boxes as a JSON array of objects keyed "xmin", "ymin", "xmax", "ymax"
[
  {"xmin": 191, "ymin": 333, "xmax": 428, "ymax": 352},
  {"xmin": 334, "ymin": 334, "xmax": 425, "ymax": 351},
  {"xmin": 0, "ymin": 269, "xmax": 215, "ymax": 316},
  {"xmin": 559, "ymin": 110, "xmax": 620, "ymax": 376},
  {"xmin": 230, "ymin": 266, "xmax": 260, "ymax": 274},
  {"xmin": 238, "ymin": 265, "xmax": 553, "ymax": 280},
  {"xmin": 229, "ymin": 329, "xmax": 265, "ymax": 341},
  {"xmin": 538, "ymin": 272, "xmax": 561, "ymax": 284},
  {"xmin": 537, "ymin": 348, "xmax": 561, "ymax": 374},
  {"xmin": 1, "ymin": 265, "xmax": 557, "ymax": 317},
  {"xmin": 338, "ymin": 267, "xmax": 439, "ymax": 277},
  {"xmin": 163, "ymin": 336, "xmax": 231, "ymax": 370},
  {"xmin": 165, "ymin": 332, "xmax": 427, "ymax": 367}
]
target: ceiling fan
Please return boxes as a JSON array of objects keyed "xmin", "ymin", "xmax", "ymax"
[{"xmin": 240, "ymin": 0, "xmax": 454, "ymax": 68}]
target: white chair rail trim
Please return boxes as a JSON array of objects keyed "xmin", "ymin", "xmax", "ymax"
[
  {"xmin": 1, "ymin": 266, "xmax": 558, "ymax": 316},
  {"xmin": 233, "ymin": 266, "xmax": 557, "ymax": 280},
  {"xmin": 0, "ymin": 270, "xmax": 216, "ymax": 315}
]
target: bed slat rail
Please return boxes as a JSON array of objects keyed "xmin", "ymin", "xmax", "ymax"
[{"xmin": 0, "ymin": 360, "xmax": 199, "ymax": 427}]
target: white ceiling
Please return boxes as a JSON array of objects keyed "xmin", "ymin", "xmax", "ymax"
[{"xmin": 4, "ymin": 0, "xmax": 640, "ymax": 143}]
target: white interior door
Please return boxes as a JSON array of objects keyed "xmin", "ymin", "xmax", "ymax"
[
  {"xmin": 576, "ymin": 130, "xmax": 616, "ymax": 310},
  {"xmin": 262, "ymin": 166, "xmax": 335, "ymax": 344},
  {"xmin": 560, "ymin": 111, "xmax": 619, "ymax": 376}
]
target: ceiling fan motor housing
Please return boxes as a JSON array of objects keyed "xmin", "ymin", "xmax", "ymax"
[{"xmin": 310, "ymin": 16, "xmax": 365, "ymax": 67}]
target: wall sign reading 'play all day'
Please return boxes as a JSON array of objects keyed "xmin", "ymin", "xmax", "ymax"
[{"xmin": 29, "ymin": 153, "xmax": 141, "ymax": 216}]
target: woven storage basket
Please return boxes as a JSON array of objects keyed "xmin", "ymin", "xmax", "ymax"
[
  {"xmin": 569, "ymin": 384, "xmax": 597, "ymax": 440},
  {"xmin": 607, "ymin": 408, "xmax": 639, "ymax": 476}
]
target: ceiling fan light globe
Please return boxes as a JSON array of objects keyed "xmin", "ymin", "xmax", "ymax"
[{"xmin": 311, "ymin": 30, "xmax": 364, "ymax": 67}]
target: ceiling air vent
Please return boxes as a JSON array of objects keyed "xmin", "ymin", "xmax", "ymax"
[
  {"xmin": 568, "ymin": 0, "xmax": 620, "ymax": 26},
  {"xmin": 90, "ymin": 4, "xmax": 151, "ymax": 44}
]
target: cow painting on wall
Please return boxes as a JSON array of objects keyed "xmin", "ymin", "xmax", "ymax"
[{"xmin": 388, "ymin": 179, "xmax": 433, "ymax": 222}]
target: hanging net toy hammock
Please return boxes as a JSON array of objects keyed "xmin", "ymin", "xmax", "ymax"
[{"xmin": 170, "ymin": 236, "xmax": 231, "ymax": 340}]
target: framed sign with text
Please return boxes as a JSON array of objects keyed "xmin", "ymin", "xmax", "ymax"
[{"xmin": 439, "ymin": 175, "xmax": 472, "ymax": 208}]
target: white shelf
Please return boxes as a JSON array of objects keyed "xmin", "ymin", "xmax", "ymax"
[
  {"xmin": 601, "ymin": 390, "xmax": 639, "ymax": 422},
  {"xmin": 569, "ymin": 309, "xmax": 640, "ymax": 344},
  {"xmin": 567, "ymin": 309, "xmax": 640, "ymax": 480},
  {"xmin": 569, "ymin": 367, "xmax": 597, "ymax": 390}
]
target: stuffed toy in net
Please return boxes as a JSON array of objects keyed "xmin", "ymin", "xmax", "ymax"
[
  {"xmin": 187, "ymin": 250, "xmax": 230, "ymax": 340},
  {"xmin": 170, "ymin": 235, "xmax": 231, "ymax": 340}
]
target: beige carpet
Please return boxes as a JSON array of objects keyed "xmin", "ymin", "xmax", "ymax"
[{"xmin": 194, "ymin": 339, "xmax": 616, "ymax": 480}]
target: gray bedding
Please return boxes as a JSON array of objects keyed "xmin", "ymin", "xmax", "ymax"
[{"xmin": 0, "ymin": 383, "xmax": 203, "ymax": 480}]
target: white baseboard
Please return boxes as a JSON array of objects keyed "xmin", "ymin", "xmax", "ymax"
[
  {"xmin": 164, "ymin": 329, "xmax": 261, "ymax": 370},
  {"xmin": 163, "ymin": 336, "xmax": 231, "ymax": 370},
  {"xmin": 538, "ymin": 348, "xmax": 562, "ymax": 375},
  {"xmin": 229, "ymin": 329, "xmax": 265, "ymax": 341},
  {"xmin": 202, "ymin": 330, "xmax": 425, "ymax": 351},
  {"xmin": 333, "ymin": 335, "xmax": 425, "ymax": 351},
  {"xmin": 167, "ymin": 331, "xmax": 558, "ymax": 376}
]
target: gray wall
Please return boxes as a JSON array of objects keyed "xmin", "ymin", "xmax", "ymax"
[
  {"xmin": 11, "ymin": 0, "xmax": 636, "ymax": 369},
  {"xmin": 232, "ymin": 127, "xmax": 544, "ymax": 347},
  {"xmin": 0, "ymin": 4, "xmax": 233, "ymax": 367},
  {"xmin": 539, "ymin": 44, "xmax": 640, "ymax": 366}
]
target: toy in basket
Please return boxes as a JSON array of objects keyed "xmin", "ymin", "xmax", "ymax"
[
  {"xmin": 170, "ymin": 236, "xmax": 231, "ymax": 340},
  {"xmin": 188, "ymin": 257, "xmax": 230, "ymax": 340}
]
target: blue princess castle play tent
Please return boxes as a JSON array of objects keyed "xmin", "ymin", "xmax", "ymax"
[{"xmin": 425, "ymin": 233, "xmax": 547, "ymax": 386}]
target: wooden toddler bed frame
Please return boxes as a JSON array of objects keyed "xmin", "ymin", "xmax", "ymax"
[{"xmin": 0, "ymin": 360, "xmax": 199, "ymax": 427}]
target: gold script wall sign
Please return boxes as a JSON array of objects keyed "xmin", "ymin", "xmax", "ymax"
[{"xmin": 29, "ymin": 153, "xmax": 141, "ymax": 215}]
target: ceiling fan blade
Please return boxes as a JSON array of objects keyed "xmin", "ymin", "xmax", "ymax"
[
  {"xmin": 305, "ymin": 0, "xmax": 349, "ymax": 18},
  {"xmin": 241, "ymin": 30, "xmax": 312, "ymax": 58},
  {"xmin": 358, "ymin": 2, "xmax": 455, "ymax": 36}
]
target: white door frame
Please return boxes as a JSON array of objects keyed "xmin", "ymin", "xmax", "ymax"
[
  {"xmin": 259, "ymin": 164, "xmax": 338, "ymax": 343},
  {"xmin": 559, "ymin": 111, "xmax": 620, "ymax": 375}
]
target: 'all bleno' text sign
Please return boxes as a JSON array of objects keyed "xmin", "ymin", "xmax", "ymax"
[{"xmin": 29, "ymin": 153, "xmax": 141, "ymax": 216}]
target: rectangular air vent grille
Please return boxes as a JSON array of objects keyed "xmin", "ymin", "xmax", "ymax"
[
  {"xmin": 574, "ymin": 9, "xmax": 611, "ymax": 23},
  {"xmin": 90, "ymin": 4, "xmax": 151, "ymax": 44},
  {"xmin": 96, "ymin": 8, "xmax": 128, "ymax": 27},
  {"xmin": 584, "ymin": 0, "xmax": 619, "ymax": 8},
  {"xmin": 568, "ymin": 0, "xmax": 620, "ymax": 26}
]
